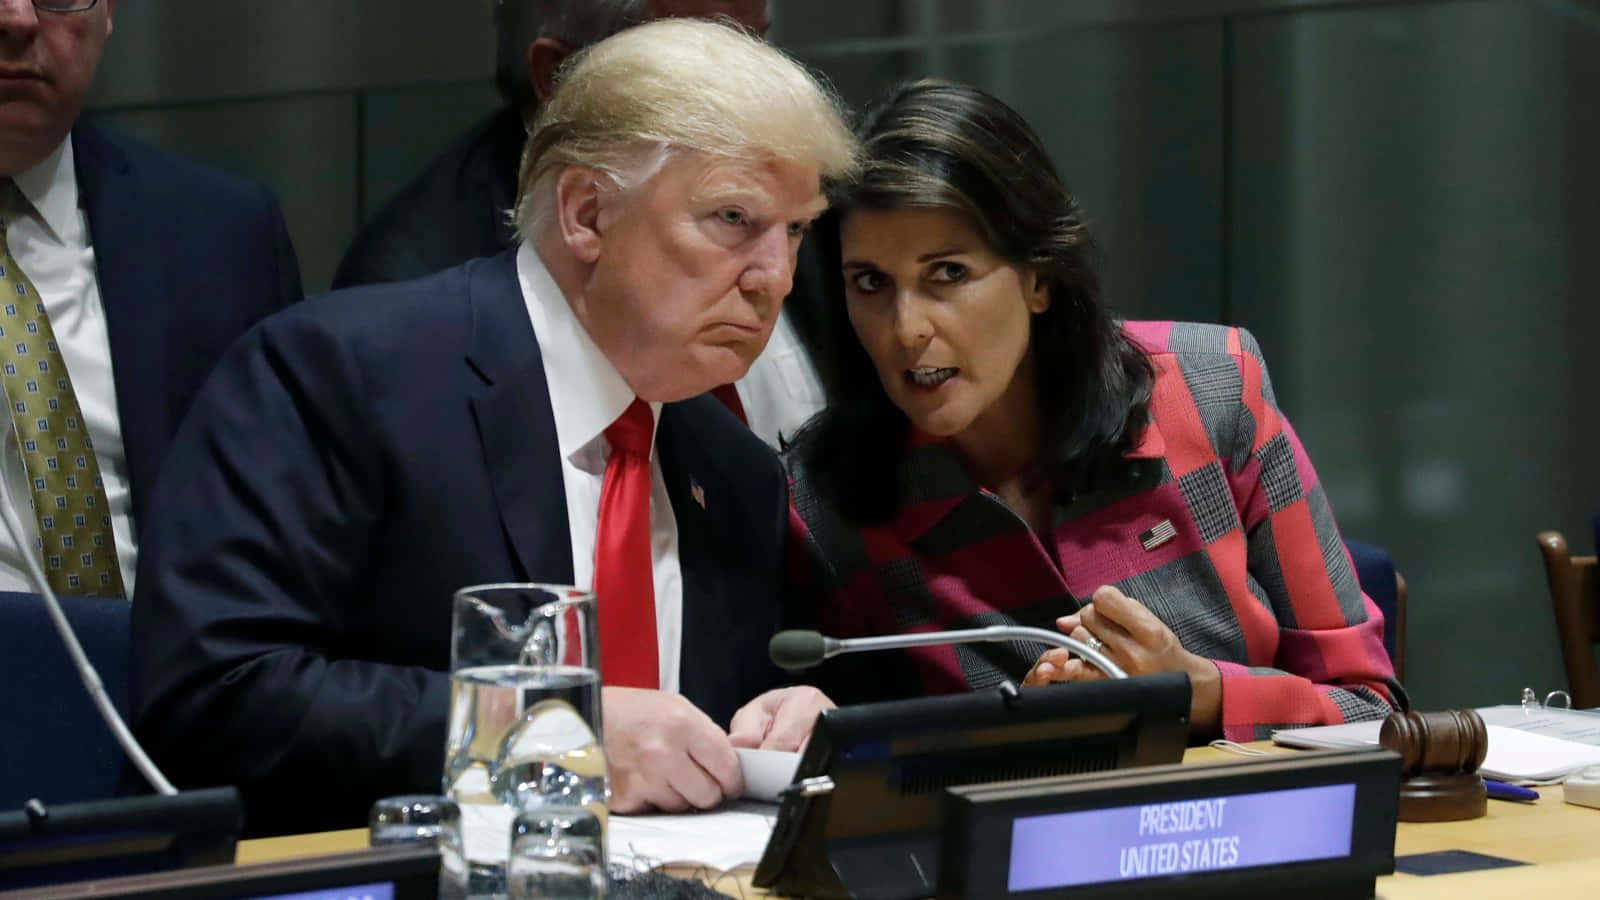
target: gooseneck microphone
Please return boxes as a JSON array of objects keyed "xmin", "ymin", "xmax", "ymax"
[
  {"xmin": 769, "ymin": 626, "xmax": 1128, "ymax": 680},
  {"xmin": 0, "ymin": 457, "xmax": 176, "ymax": 796}
]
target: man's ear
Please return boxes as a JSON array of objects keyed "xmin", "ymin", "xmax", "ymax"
[
  {"xmin": 554, "ymin": 166, "xmax": 610, "ymax": 264},
  {"xmin": 527, "ymin": 36, "xmax": 573, "ymax": 105},
  {"xmin": 1025, "ymin": 269, "xmax": 1052, "ymax": 314}
]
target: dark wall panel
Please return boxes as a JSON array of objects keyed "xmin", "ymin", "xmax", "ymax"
[
  {"xmin": 360, "ymin": 83, "xmax": 502, "ymax": 222},
  {"xmin": 1231, "ymin": 0, "xmax": 1600, "ymax": 708},
  {"xmin": 798, "ymin": 21, "xmax": 1225, "ymax": 324},
  {"xmin": 90, "ymin": 1, "xmax": 495, "ymax": 107}
]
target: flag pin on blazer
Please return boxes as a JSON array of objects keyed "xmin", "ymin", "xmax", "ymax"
[
  {"xmin": 1139, "ymin": 519, "xmax": 1176, "ymax": 551},
  {"xmin": 690, "ymin": 477, "xmax": 706, "ymax": 510}
]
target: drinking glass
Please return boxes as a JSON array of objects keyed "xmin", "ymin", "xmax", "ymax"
[
  {"xmin": 370, "ymin": 794, "xmax": 462, "ymax": 846},
  {"xmin": 446, "ymin": 584, "xmax": 606, "ymax": 898},
  {"xmin": 369, "ymin": 794, "xmax": 467, "ymax": 899},
  {"xmin": 507, "ymin": 806, "xmax": 606, "ymax": 900}
]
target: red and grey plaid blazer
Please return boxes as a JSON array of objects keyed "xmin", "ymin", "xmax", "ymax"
[{"xmin": 787, "ymin": 321, "xmax": 1405, "ymax": 741}]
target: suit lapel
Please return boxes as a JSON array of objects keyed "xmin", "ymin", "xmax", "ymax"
[
  {"xmin": 72, "ymin": 124, "xmax": 174, "ymax": 524},
  {"xmin": 465, "ymin": 252, "xmax": 574, "ymax": 585},
  {"xmin": 657, "ymin": 400, "xmax": 722, "ymax": 713},
  {"xmin": 656, "ymin": 397, "xmax": 785, "ymax": 723},
  {"xmin": 892, "ymin": 440, "xmax": 1079, "ymax": 619}
]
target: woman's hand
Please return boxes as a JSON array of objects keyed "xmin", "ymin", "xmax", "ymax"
[{"xmin": 1022, "ymin": 585, "xmax": 1222, "ymax": 737}]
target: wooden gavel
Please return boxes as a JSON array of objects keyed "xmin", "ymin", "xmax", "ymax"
[{"xmin": 1378, "ymin": 709, "xmax": 1490, "ymax": 821}]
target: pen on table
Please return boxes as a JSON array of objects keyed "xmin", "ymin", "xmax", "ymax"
[{"xmin": 1483, "ymin": 779, "xmax": 1539, "ymax": 802}]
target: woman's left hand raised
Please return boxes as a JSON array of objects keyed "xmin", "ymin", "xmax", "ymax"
[{"xmin": 1022, "ymin": 585, "xmax": 1221, "ymax": 737}]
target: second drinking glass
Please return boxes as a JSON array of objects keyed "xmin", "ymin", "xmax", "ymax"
[{"xmin": 445, "ymin": 584, "xmax": 607, "ymax": 898}]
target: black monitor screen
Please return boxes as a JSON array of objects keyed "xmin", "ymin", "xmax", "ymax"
[
  {"xmin": 0, "ymin": 787, "xmax": 241, "ymax": 891},
  {"xmin": 754, "ymin": 672, "xmax": 1192, "ymax": 900},
  {"xmin": 16, "ymin": 845, "xmax": 439, "ymax": 900}
]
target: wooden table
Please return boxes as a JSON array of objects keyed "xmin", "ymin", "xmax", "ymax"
[
  {"xmin": 1183, "ymin": 745, "xmax": 1600, "ymax": 897},
  {"xmin": 235, "ymin": 828, "xmax": 369, "ymax": 866},
  {"xmin": 236, "ymin": 744, "xmax": 1600, "ymax": 898}
]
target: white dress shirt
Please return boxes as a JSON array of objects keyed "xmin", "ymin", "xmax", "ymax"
[
  {"xmin": 735, "ymin": 306, "xmax": 826, "ymax": 449},
  {"xmin": 0, "ymin": 138, "xmax": 135, "ymax": 595},
  {"xmin": 515, "ymin": 242, "xmax": 682, "ymax": 692}
]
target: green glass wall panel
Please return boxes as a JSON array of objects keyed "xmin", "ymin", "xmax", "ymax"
[
  {"xmin": 1231, "ymin": 0, "xmax": 1600, "ymax": 707},
  {"xmin": 795, "ymin": 21, "xmax": 1225, "ymax": 323},
  {"xmin": 359, "ymin": 83, "xmax": 503, "ymax": 222}
]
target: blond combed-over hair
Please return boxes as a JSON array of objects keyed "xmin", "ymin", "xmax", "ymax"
[{"xmin": 513, "ymin": 18, "xmax": 857, "ymax": 239}]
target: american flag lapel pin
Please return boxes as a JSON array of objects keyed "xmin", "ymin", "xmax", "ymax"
[
  {"xmin": 1139, "ymin": 519, "xmax": 1176, "ymax": 551},
  {"xmin": 690, "ymin": 477, "xmax": 706, "ymax": 510}
]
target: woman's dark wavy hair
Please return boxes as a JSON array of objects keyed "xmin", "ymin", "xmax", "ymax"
[{"xmin": 794, "ymin": 78, "xmax": 1154, "ymax": 524}]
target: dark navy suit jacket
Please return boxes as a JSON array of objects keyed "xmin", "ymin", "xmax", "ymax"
[
  {"xmin": 131, "ymin": 251, "xmax": 792, "ymax": 836},
  {"xmin": 73, "ymin": 121, "xmax": 302, "ymax": 527}
]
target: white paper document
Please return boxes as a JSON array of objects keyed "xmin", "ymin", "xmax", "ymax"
[
  {"xmin": 1268, "ymin": 720, "xmax": 1383, "ymax": 752},
  {"xmin": 463, "ymin": 800, "xmax": 779, "ymax": 873},
  {"xmin": 608, "ymin": 800, "xmax": 778, "ymax": 872},
  {"xmin": 1272, "ymin": 720, "xmax": 1600, "ymax": 782},
  {"xmin": 735, "ymin": 747, "xmax": 801, "ymax": 802},
  {"xmin": 462, "ymin": 751, "xmax": 795, "ymax": 873},
  {"xmin": 584, "ymin": 750, "xmax": 795, "ymax": 871},
  {"xmin": 1475, "ymin": 704, "xmax": 1600, "ymax": 746},
  {"xmin": 461, "ymin": 800, "xmax": 515, "ymax": 867}
]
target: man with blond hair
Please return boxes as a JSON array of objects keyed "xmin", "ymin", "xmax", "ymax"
[
  {"xmin": 335, "ymin": 0, "xmax": 827, "ymax": 450},
  {"xmin": 131, "ymin": 19, "xmax": 855, "ymax": 836}
]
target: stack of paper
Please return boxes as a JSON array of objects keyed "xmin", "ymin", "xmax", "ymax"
[
  {"xmin": 607, "ymin": 749, "xmax": 796, "ymax": 871},
  {"xmin": 609, "ymin": 801, "xmax": 777, "ymax": 872},
  {"xmin": 1475, "ymin": 705, "xmax": 1600, "ymax": 745},
  {"xmin": 462, "ymin": 748, "xmax": 796, "ymax": 873},
  {"xmin": 1272, "ymin": 720, "xmax": 1600, "ymax": 783},
  {"xmin": 461, "ymin": 799, "xmax": 779, "ymax": 874}
]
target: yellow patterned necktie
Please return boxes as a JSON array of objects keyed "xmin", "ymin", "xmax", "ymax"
[{"xmin": 0, "ymin": 180, "xmax": 124, "ymax": 597}]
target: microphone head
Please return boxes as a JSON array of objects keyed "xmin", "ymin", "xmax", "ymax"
[{"xmin": 769, "ymin": 630, "xmax": 829, "ymax": 671}]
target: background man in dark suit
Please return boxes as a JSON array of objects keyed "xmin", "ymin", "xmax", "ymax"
[
  {"xmin": 335, "ymin": 0, "xmax": 828, "ymax": 448},
  {"xmin": 333, "ymin": 0, "xmax": 771, "ymax": 289},
  {"xmin": 0, "ymin": 0, "xmax": 299, "ymax": 597},
  {"xmin": 132, "ymin": 19, "xmax": 856, "ymax": 836}
]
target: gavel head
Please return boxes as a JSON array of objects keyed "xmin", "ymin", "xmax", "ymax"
[{"xmin": 1378, "ymin": 709, "xmax": 1489, "ymax": 778}]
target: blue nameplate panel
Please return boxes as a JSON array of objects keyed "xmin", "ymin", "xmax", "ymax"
[
  {"xmin": 1009, "ymin": 783, "xmax": 1356, "ymax": 891},
  {"xmin": 942, "ymin": 748, "xmax": 1400, "ymax": 899},
  {"xmin": 253, "ymin": 882, "xmax": 397, "ymax": 900}
]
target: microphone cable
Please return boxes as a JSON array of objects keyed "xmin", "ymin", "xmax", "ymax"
[{"xmin": 0, "ymin": 456, "xmax": 176, "ymax": 795}]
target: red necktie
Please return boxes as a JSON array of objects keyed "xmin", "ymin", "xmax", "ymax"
[
  {"xmin": 710, "ymin": 383, "xmax": 747, "ymax": 425},
  {"xmin": 593, "ymin": 398, "xmax": 658, "ymax": 689}
]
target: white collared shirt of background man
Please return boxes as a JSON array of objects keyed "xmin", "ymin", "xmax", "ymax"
[
  {"xmin": 0, "ymin": 137, "xmax": 134, "ymax": 595},
  {"xmin": 516, "ymin": 242, "xmax": 683, "ymax": 692},
  {"xmin": 734, "ymin": 306, "xmax": 824, "ymax": 449}
]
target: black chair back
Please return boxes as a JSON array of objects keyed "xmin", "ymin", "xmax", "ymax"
[
  {"xmin": 1344, "ymin": 539, "xmax": 1406, "ymax": 680},
  {"xmin": 0, "ymin": 592, "xmax": 131, "ymax": 808}
]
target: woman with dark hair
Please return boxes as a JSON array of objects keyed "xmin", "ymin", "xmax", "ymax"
[{"xmin": 787, "ymin": 79, "xmax": 1404, "ymax": 741}]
